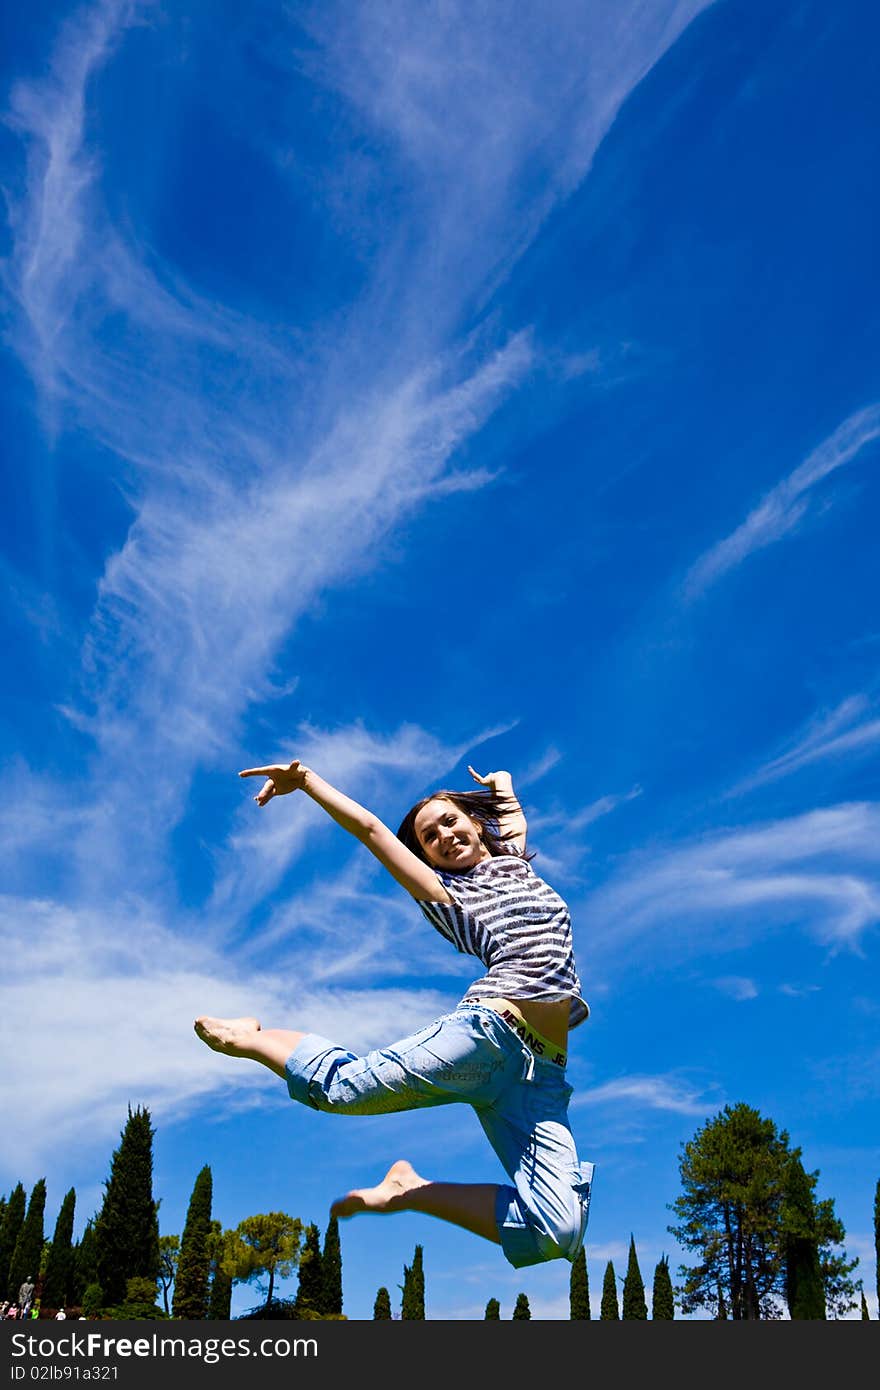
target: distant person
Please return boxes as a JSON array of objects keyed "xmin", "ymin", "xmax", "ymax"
[
  {"xmin": 54, "ymin": 1308, "xmax": 67, "ymax": 1320},
  {"xmin": 196, "ymin": 758, "xmax": 594, "ymax": 1270}
]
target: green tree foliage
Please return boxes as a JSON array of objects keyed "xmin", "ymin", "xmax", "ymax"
[
  {"xmin": 72, "ymin": 1220, "xmax": 98, "ymax": 1305},
  {"xmin": 294, "ymin": 1224, "xmax": 323, "ymax": 1316},
  {"xmin": 485, "ymin": 1297, "xmax": 501, "ymax": 1319},
  {"xmin": 401, "ymin": 1244, "xmax": 425, "ymax": 1319},
  {"xmin": 669, "ymin": 1101, "xmax": 857, "ymax": 1319},
  {"xmin": 373, "ymin": 1286, "xmax": 392, "ymax": 1319},
  {"xmin": 569, "ymin": 1245, "xmax": 590, "ymax": 1318},
  {"xmin": 321, "ymin": 1215, "xmax": 343, "ymax": 1317},
  {"xmin": 8, "ymin": 1178, "xmax": 47, "ymax": 1304},
  {"xmin": 223, "ymin": 1213, "xmax": 304, "ymax": 1312},
  {"xmin": 172, "ymin": 1165, "xmax": 213, "ymax": 1319},
  {"xmin": 622, "ymin": 1234, "xmax": 647, "ymax": 1319},
  {"xmin": 71, "ymin": 1217, "xmax": 98, "ymax": 1301},
  {"xmin": 206, "ymin": 1224, "xmax": 233, "ymax": 1321},
  {"xmin": 41, "ymin": 1188, "xmax": 77, "ymax": 1311},
  {"xmin": 512, "ymin": 1292, "xmax": 531, "ymax": 1319},
  {"xmin": 600, "ymin": 1260, "xmax": 619, "ymax": 1319},
  {"xmin": 0, "ymin": 1183, "xmax": 26, "ymax": 1299},
  {"xmin": 81, "ymin": 1283, "xmax": 104, "ymax": 1318},
  {"xmin": 781, "ymin": 1154, "xmax": 825, "ymax": 1319},
  {"xmin": 651, "ymin": 1254, "xmax": 675, "ymax": 1319},
  {"xmin": 158, "ymin": 1235, "xmax": 179, "ymax": 1317},
  {"xmin": 874, "ymin": 1178, "xmax": 879, "ymax": 1311},
  {"xmin": 109, "ymin": 1275, "xmax": 165, "ymax": 1320},
  {"xmin": 94, "ymin": 1106, "xmax": 160, "ymax": 1306}
]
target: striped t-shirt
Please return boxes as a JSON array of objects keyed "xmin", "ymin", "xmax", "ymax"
[{"xmin": 417, "ymin": 854, "xmax": 589, "ymax": 1029}]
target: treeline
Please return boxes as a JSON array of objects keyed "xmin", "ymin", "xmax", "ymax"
[{"xmin": 2, "ymin": 1100, "xmax": 877, "ymax": 1319}]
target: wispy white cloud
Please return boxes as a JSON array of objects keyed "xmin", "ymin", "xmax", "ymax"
[
  {"xmin": 711, "ymin": 975, "xmax": 758, "ymax": 1001},
  {"xmin": 0, "ymin": 0, "xmax": 726, "ymax": 1181},
  {"xmin": 1, "ymin": 0, "xmax": 716, "ymax": 905},
  {"xmin": 572, "ymin": 1072, "xmax": 716, "ymax": 1116},
  {"xmin": 0, "ymin": 890, "xmax": 454, "ymax": 1171},
  {"xmin": 579, "ymin": 801, "xmax": 880, "ymax": 964},
  {"xmin": 730, "ymin": 694, "xmax": 880, "ymax": 794},
  {"xmin": 685, "ymin": 404, "xmax": 880, "ymax": 598}
]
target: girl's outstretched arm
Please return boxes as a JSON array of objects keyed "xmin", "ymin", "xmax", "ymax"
[
  {"xmin": 239, "ymin": 759, "xmax": 452, "ymax": 903},
  {"xmin": 468, "ymin": 765, "xmax": 528, "ymax": 851}
]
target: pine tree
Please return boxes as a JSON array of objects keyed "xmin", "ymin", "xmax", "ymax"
[
  {"xmin": 569, "ymin": 1245, "xmax": 590, "ymax": 1318},
  {"xmin": 600, "ymin": 1259, "xmax": 619, "ymax": 1319},
  {"xmin": 8, "ymin": 1178, "xmax": 47, "ymax": 1305},
  {"xmin": 669, "ymin": 1102, "xmax": 857, "ymax": 1319},
  {"xmin": 225, "ymin": 1212, "xmax": 303, "ymax": 1311},
  {"xmin": 512, "ymin": 1292, "xmax": 531, "ymax": 1319},
  {"xmin": 320, "ymin": 1215, "xmax": 342, "ymax": 1316},
  {"xmin": 294, "ymin": 1224, "xmax": 323, "ymax": 1315},
  {"xmin": 373, "ymin": 1286, "xmax": 392, "ymax": 1319},
  {"xmin": 172, "ymin": 1165, "xmax": 213, "ymax": 1319},
  {"xmin": 781, "ymin": 1154, "xmax": 826, "ymax": 1319},
  {"xmin": 651, "ymin": 1254, "xmax": 675, "ymax": 1319},
  {"xmin": 401, "ymin": 1244, "xmax": 425, "ymax": 1319},
  {"xmin": 42, "ymin": 1188, "xmax": 76, "ymax": 1310},
  {"xmin": 622, "ymin": 1234, "xmax": 647, "ymax": 1318},
  {"xmin": 717, "ymin": 1282, "xmax": 728, "ymax": 1320},
  {"xmin": 485, "ymin": 1297, "xmax": 501, "ymax": 1319},
  {"xmin": 94, "ymin": 1105, "xmax": 160, "ymax": 1306},
  {"xmin": 0, "ymin": 1183, "xmax": 27, "ymax": 1300}
]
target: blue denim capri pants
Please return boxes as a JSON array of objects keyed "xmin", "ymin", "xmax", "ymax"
[{"xmin": 284, "ymin": 1001, "xmax": 594, "ymax": 1269}]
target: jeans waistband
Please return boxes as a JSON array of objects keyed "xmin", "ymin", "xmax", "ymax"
[{"xmin": 466, "ymin": 998, "xmax": 568, "ymax": 1069}]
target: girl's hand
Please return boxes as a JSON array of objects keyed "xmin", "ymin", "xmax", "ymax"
[
  {"xmin": 467, "ymin": 765, "xmax": 513, "ymax": 792},
  {"xmin": 239, "ymin": 759, "xmax": 309, "ymax": 806}
]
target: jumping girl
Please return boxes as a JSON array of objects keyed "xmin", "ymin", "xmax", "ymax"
[{"xmin": 195, "ymin": 759, "xmax": 594, "ymax": 1270}]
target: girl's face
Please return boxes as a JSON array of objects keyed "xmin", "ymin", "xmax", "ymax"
[{"xmin": 413, "ymin": 798, "xmax": 490, "ymax": 870}]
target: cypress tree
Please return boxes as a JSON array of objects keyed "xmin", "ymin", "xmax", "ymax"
[
  {"xmin": 206, "ymin": 1223, "xmax": 232, "ymax": 1321},
  {"xmin": 8, "ymin": 1178, "xmax": 47, "ymax": 1305},
  {"xmin": 600, "ymin": 1259, "xmax": 619, "ymax": 1319},
  {"xmin": 485, "ymin": 1297, "xmax": 501, "ymax": 1319},
  {"xmin": 622, "ymin": 1234, "xmax": 648, "ymax": 1318},
  {"xmin": 72, "ymin": 1220, "xmax": 98, "ymax": 1305},
  {"xmin": 373, "ymin": 1286, "xmax": 392, "ymax": 1319},
  {"xmin": 860, "ymin": 1287, "xmax": 870, "ymax": 1319},
  {"xmin": 781, "ymin": 1155, "xmax": 826, "ymax": 1319},
  {"xmin": 94, "ymin": 1105, "xmax": 160, "ymax": 1306},
  {"xmin": 512, "ymin": 1292, "xmax": 531, "ymax": 1319},
  {"xmin": 651, "ymin": 1254, "xmax": 675, "ymax": 1319},
  {"xmin": 569, "ymin": 1245, "xmax": 590, "ymax": 1318},
  {"xmin": 42, "ymin": 1188, "xmax": 76, "ymax": 1310},
  {"xmin": 321, "ymin": 1215, "xmax": 342, "ymax": 1316},
  {"xmin": 874, "ymin": 1178, "xmax": 879, "ymax": 1312},
  {"xmin": 294, "ymin": 1224, "xmax": 323, "ymax": 1315},
  {"xmin": 0, "ymin": 1183, "xmax": 26, "ymax": 1300},
  {"xmin": 172, "ymin": 1165, "xmax": 213, "ymax": 1319},
  {"xmin": 401, "ymin": 1244, "xmax": 425, "ymax": 1319}
]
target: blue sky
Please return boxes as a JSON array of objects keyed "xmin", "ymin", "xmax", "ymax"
[{"xmin": 1, "ymin": 0, "xmax": 878, "ymax": 1321}]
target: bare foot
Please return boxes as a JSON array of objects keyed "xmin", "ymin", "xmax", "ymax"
[
  {"xmin": 194, "ymin": 1016, "xmax": 261, "ymax": 1056},
  {"xmin": 330, "ymin": 1159, "xmax": 429, "ymax": 1220}
]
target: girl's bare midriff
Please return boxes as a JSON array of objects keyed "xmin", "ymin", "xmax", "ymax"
[{"xmin": 477, "ymin": 996, "xmax": 571, "ymax": 1052}]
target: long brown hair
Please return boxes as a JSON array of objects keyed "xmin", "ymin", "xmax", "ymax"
[{"xmin": 396, "ymin": 788, "xmax": 533, "ymax": 865}]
